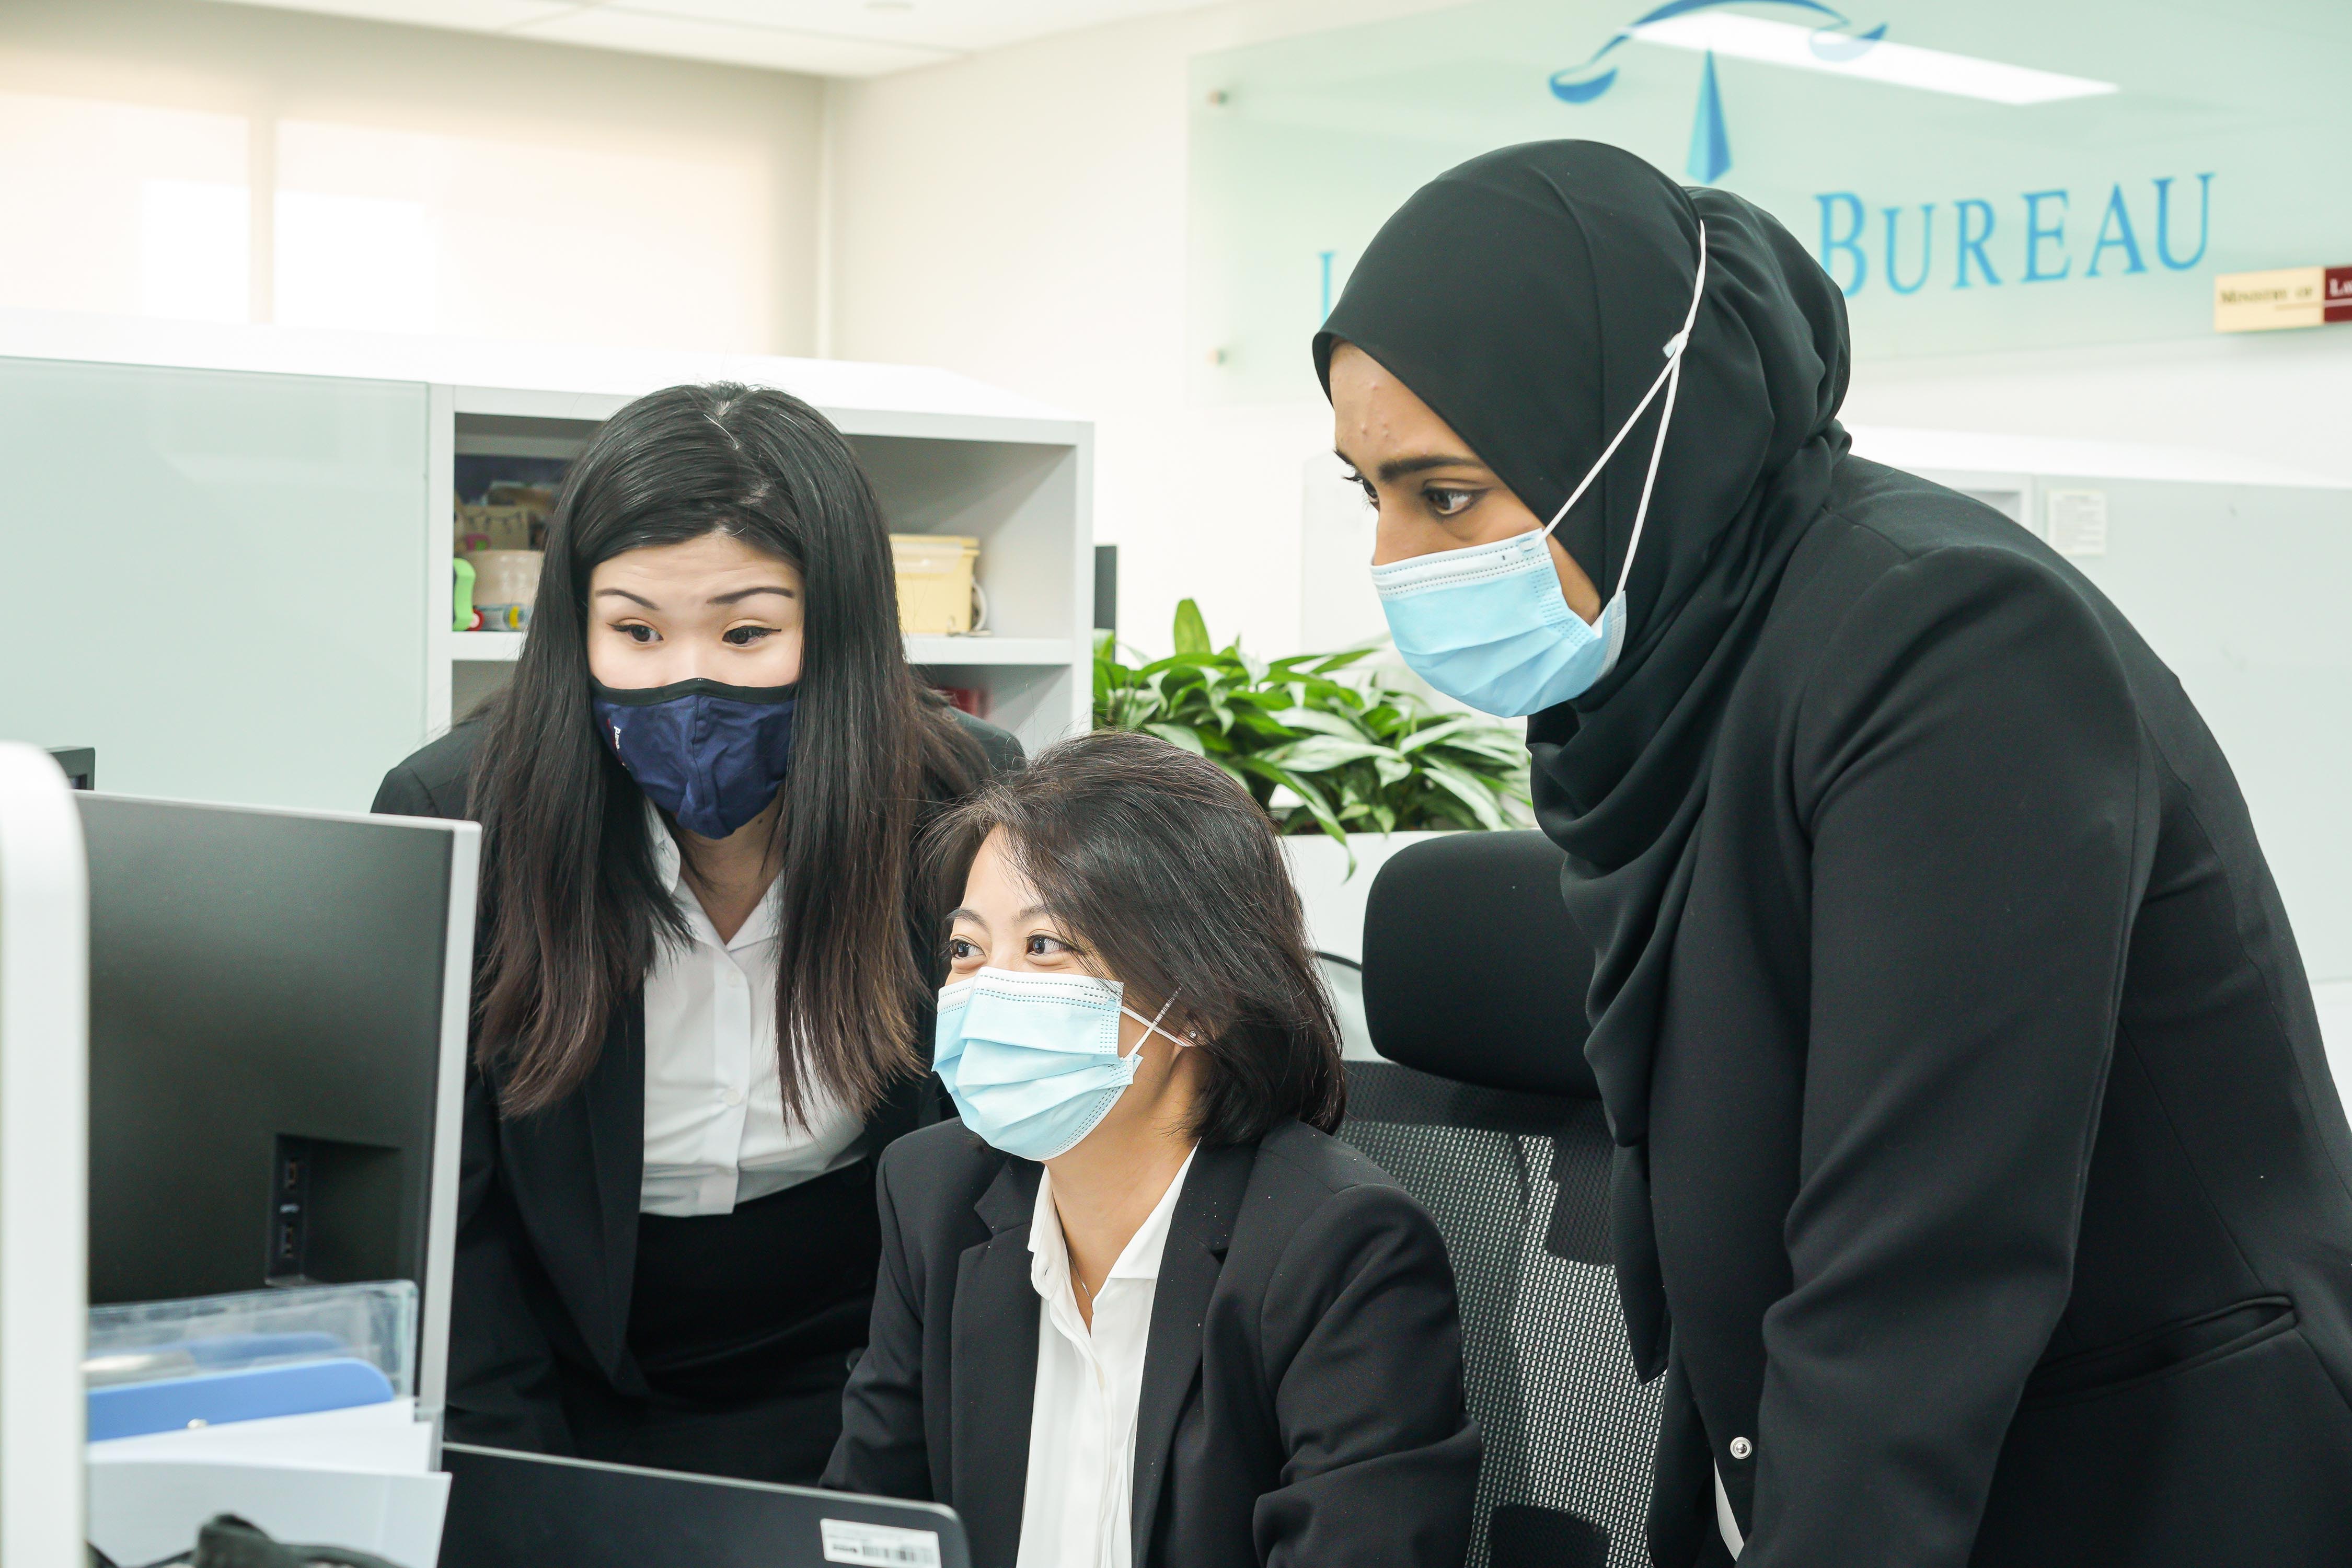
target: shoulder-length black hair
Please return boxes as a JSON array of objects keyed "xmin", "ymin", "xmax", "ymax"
[
  {"xmin": 470, "ymin": 382, "xmax": 985, "ymax": 1120},
  {"xmin": 923, "ymin": 730, "xmax": 1345, "ymax": 1144}
]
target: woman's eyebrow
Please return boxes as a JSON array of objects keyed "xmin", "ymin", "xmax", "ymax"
[
  {"xmin": 1376, "ymin": 453, "xmax": 1484, "ymax": 483},
  {"xmin": 709, "ymin": 585, "xmax": 795, "ymax": 605},
  {"xmin": 595, "ymin": 586, "xmax": 658, "ymax": 608}
]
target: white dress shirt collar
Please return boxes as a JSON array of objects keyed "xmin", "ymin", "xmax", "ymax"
[
  {"xmin": 645, "ymin": 804, "xmax": 782, "ymax": 953},
  {"xmin": 636, "ymin": 802, "xmax": 859, "ymax": 1217},
  {"xmin": 1016, "ymin": 1148, "xmax": 1197, "ymax": 1568},
  {"xmin": 1027, "ymin": 1146, "xmax": 1198, "ymax": 1304}
]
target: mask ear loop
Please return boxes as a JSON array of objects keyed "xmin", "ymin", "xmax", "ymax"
[
  {"xmin": 1535, "ymin": 220, "xmax": 1713, "ymax": 591},
  {"xmin": 1614, "ymin": 221, "xmax": 1709, "ymax": 603},
  {"xmin": 1120, "ymin": 990, "xmax": 1187, "ymax": 1054}
]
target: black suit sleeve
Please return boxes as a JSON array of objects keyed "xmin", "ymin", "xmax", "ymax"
[
  {"xmin": 371, "ymin": 761, "xmax": 440, "ymax": 817},
  {"xmin": 823, "ymin": 1147, "xmax": 935, "ymax": 1499},
  {"xmin": 371, "ymin": 732, "xmax": 570, "ymax": 1447},
  {"xmin": 370, "ymin": 724, "xmax": 479, "ymax": 821},
  {"xmin": 442, "ymin": 1062, "xmax": 574, "ymax": 1451},
  {"xmin": 1250, "ymin": 1182, "xmax": 1482, "ymax": 1568},
  {"xmin": 1748, "ymin": 546, "xmax": 2150, "ymax": 1564}
]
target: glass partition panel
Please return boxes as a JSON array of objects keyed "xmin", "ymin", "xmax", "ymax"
[
  {"xmin": 0, "ymin": 356, "xmax": 427, "ymax": 812},
  {"xmin": 1192, "ymin": 0, "xmax": 2349, "ymax": 401}
]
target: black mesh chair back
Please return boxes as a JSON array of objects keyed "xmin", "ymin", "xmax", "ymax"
[{"xmin": 1335, "ymin": 831, "xmax": 1661, "ymax": 1568}]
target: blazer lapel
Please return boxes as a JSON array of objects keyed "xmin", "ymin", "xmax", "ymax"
[
  {"xmin": 952, "ymin": 1157, "xmax": 1042, "ymax": 1568},
  {"xmin": 581, "ymin": 996, "xmax": 647, "ymax": 1378},
  {"xmin": 492, "ymin": 995, "xmax": 645, "ymax": 1383},
  {"xmin": 1129, "ymin": 1140, "xmax": 1256, "ymax": 1562}
]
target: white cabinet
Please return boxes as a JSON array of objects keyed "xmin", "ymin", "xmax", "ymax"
[
  {"xmin": 434, "ymin": 383, "xmax": 1091, "ymax": 756},
  {"xmin": 0, "ymin": 314, "xmax": 1094, "ymax": 808}
]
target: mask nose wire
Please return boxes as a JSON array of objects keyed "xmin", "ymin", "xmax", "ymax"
[{"xmin": 1534, "ymin": 222, "xmax": 1714, "ymax": 605}]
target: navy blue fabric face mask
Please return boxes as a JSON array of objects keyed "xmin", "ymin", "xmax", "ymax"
[{"xmin": 591, "ymin": 677, "xmax": 799, "ymax": 839}]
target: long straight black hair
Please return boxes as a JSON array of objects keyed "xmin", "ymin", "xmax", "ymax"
[{"xmin": 470, "ymin": 383, "xmax": 986, "ymax": 1120}]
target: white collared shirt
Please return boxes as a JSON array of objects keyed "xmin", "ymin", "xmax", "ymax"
[
  {"xmin": 1015, "ymin": 1148, "xmax": 1198, "ymax": 1568},
  {"xmin": 638, "ymin": 807, "xmax": 864, "ymax": 1217}
]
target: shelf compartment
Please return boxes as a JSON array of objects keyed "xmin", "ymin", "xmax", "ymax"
[{"xmin": 448, "ymin": 632, "xmax": 1074, "ymax": 667}]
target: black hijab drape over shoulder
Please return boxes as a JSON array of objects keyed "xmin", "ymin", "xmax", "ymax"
[
  {"xmin": 1318, "ymin": 141, "xmax": 2352, "ymax": 1568},
  {"xmin": 1315, "ymin": 141, "xmax": 1851, "ymax": 1375}
]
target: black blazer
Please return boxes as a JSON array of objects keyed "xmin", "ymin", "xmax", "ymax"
[
  {"xmin": 822, "ymin": 1119, "xmax": 1482, "ymax": 1568},
  {"xmin": 372, "ymin": 710, "xmax": 1022, "ymax": 1451},
  {"xmin": 1595, "ymin": 459, "xmax": 2352, "ymax": 1566}
]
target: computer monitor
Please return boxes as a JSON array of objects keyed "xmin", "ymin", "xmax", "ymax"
[{"xmin": 77, "ymin": 793, "xmax": 479, "ymax": 1420}]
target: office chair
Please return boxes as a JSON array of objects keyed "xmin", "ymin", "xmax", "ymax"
[{"xmin": 1335, "ymin": 831, "xmax": 1661, "ymax": 1568}]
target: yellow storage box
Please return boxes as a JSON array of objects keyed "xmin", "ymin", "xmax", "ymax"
[{"xmin": 891, "ymin": 534, "xmax": 982, "ymax": 635}]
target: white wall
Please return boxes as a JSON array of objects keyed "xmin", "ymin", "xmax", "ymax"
[
  {"xmin": 0, "ymin": 0, "xmax": 828, "ymax": 355},
  {"xmin": 827, "ymin": 0, "xmax": 2352, "ymax": 656},
  {"xmin": 824, "ymin": 0, "xmax": 1468, "ymax": 659},
  {"xmin": 1843, "ymin": 327, "xmax": 2352, "ymax": 487}
]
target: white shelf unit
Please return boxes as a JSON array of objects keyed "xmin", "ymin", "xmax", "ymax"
[{"xmin": 434, "ymin": 384, "xmax": 1094, "ymax": 756}]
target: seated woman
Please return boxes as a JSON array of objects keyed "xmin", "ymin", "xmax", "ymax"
[{"xmin": 823, "ymin": 730, "xmax": 1480, "ymax": 1568}]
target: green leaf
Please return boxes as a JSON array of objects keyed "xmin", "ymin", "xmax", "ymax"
[
  {"xmin": 1232, "ymin": 709, "xmax": 1299, "ymax": 739},
  {"xmin": 1171, "ymin": 598, "xmax": 1212, "ymax": 656},
  {"xmin": 1269, "ymin": 707, "xmax": 1371, "ymax": 742},
  {"xmin": 1304, "ymin": 646, "xmax": 1381, "ymax": 674},
  {"xmin": 1395, "ymin": 716, "xmax": 1485, "ymax": 754},
  {"xmin": 1261, "ymin": 735, "xmax": 1396, "ymax": 773},
  {"xmin": 1421, "ymin": 755, "xmax": 1507, "ymax": 831},
  {"xmin": 1234, "ymin": 756, "xmax": 1351, "ymax": 858},
  {"xmin": 1426, "ymin": 735, "xmax": 1532, "ymax": 770},
  {"xmin": 1143, "ymin": 722, "xmax": 1207, "ymax": 756}
]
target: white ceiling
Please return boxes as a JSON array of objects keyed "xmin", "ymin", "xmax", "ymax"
[{"xmin": 194, "ymin": 0, "xmax": 1230, "ymax": 77}]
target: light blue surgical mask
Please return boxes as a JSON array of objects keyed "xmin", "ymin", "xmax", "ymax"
[
  {"xmin": 933, "ymin": 969, "xmax": 1186, "ymax": 1161},
  {"xmin": 1369, "ymin": 223, "xmax": 1711, "ymax": 718}
]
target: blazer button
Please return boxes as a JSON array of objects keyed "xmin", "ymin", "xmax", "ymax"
[{"xmin": 1728, "ymin": 1436, "xmax": 1753, "ymax": 1461}]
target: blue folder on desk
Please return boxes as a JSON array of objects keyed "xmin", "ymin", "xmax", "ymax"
[{"xmin": 88, "ymin": 1355, "xmax": 396, "ymax": 1441}]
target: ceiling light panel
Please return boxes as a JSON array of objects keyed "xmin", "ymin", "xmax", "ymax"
[
  {"xmin": 536, "ymin": 0, "xmax": 1230, "ymax": 59},
  {"xmin": 525, "ymin": 5, "xmax": 954, "ymax": 76},
  {"xmin": 195, "ymin": 0, "xmax": 583, "ymax": 30},
  {"xmin": 1629, "ymin": 13, "xmax": 2118, "ymax": 106}
]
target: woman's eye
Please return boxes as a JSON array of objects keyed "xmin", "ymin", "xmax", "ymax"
[
  {"xmin": 947, "ymin": 937, "xmax": 978, "ymax": 962},
  {"xmin": 1025, "ymin": 934, "xmax": 1070, "ymax": 958},
  {"xmin": 620, "ymin": 623, "xmax": 656, "ymax": 644},
  {"xmin": 1425, "ymin": 487, "xmax": 1478, "ymax": 517},
  {"xmin": 722, "ymin": 626, "xmax": 775, "ymax": 648}
]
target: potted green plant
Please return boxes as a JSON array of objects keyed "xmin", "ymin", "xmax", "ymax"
[{"xmin": 1094, "ymin": 599, "xmax": 1531, "ymax": 959}]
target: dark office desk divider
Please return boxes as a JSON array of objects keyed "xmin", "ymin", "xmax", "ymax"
[{"xmin": 438, "ymin": 1445, "xmax": 973, "ymax": 1568}]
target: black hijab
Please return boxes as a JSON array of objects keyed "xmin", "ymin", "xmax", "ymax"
[{"xmin": 1315, "ymin": 141, "xmax": 1850, "ymax": 1376}]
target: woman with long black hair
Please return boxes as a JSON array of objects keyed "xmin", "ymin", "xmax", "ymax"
[
  {"xmin": 374, "ymin": 383, "xmax": 1018, "ymax": 1482},
  {"xmin": 1317, "ymin": 142, "xmax": 2352, "ymax": 1565}
]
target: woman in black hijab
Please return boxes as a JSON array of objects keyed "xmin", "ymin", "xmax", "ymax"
[{"xmin": 1316, "ymin": 140, "xmax": 2352, "ymax": 1567}]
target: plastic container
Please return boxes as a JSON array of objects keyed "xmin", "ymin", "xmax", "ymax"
[
  {"xmin": 87, "ymin": 1282, "xmax": 417, "ymax": 1441},
  {"xmin": 465, "ymin": 548, "xmax": 541, "ymax": 633},
  {"xmin": 890, "ymin": 534, "xmax": 983, "ymax": 634}
]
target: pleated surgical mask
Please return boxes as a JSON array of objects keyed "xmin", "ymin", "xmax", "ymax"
[
  {"xmin": 1369, "ymin": 222, "xmax": 1710, "ymax": 717},
  {"xmin": 933, "ymin": 969, "xmax": 1185, "ymax": 1161}
]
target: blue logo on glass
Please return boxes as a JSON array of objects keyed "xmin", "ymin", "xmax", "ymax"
[{"xmin": 1549, "ymin": 0, "xmax": 1888, "ymax": 182}]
